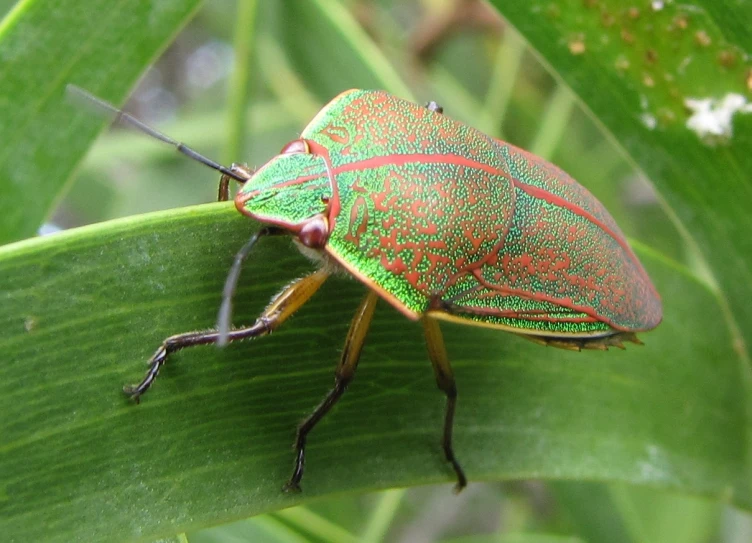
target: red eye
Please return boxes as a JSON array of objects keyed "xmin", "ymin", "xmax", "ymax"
[
  {"xmin": 280, "ymin": 139, "xmax": 310, "ymax": 155},
  {"xmin": 298, "ymin": 215, "xmax": 329, "ymax": 249}
]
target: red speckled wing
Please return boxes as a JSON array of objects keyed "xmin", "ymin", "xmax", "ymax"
[
  {"xmin": 444, "ymin": 141, "xmax": 663, "ymax": 334},
  {"xmin": 331, "ymin": 160, "xmax": 515, "ymax": 302},
  {"xmin": 300, "ymin": 90, "xmax": 662, "ymax": 336},
  {"xmin": 473, "ymin": 142, "xmax": 662, "ymax": 333}
]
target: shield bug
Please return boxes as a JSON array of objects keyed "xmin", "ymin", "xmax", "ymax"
[{"xmin": 70, "ymin": 86, "xmax": 662, "ymax": 492}]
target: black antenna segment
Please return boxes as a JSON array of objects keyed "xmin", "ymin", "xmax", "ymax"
[{"xmin": 66, "ymin": 84, "xmax": 248, "ymax": 183}]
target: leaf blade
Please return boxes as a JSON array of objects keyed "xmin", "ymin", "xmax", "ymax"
[
  {"xmin": 0, "ymin": 204, "xmax": 749, "ymax": 542},
  {"xmin": 0, "ymin": 0, "xmax": 204, "ymax": 243}
]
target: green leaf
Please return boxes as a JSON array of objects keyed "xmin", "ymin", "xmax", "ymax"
[
  {"xmin": 488, "ymin": 0, "xmax": 752, "ymax": 359},
  {"xmin": 551, "ymin": 481, "xmax": 722, "ymax": 543},
  {"xmin": 263, "ymin": 0, "xmax": 413, "ymax": 103},
  {"xmin": 0, "ymin": 204, "xmax": 749, "ymax": 542},
  {"xmin": 444, "ymin": 535, "xmax": 584, "ymax": 543},
  {"xmin": 608, "ymin": 483, "xmax": 721, "ymax": 543},
  {"xmin": 550, "ymin": 482, "xmax": 634, "ymax": 543},
  {"xmin": 0, "ymin": 0, "xmax": 203, "ymax": 243}
]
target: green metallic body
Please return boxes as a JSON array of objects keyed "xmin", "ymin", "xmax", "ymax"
[
  {"xmin": 237, "ymin": 90, "xmax": 662, "ymax": 338},
  {"xmin": 114, "ymin": 86, "xmax": 662, "ymax": 491}
]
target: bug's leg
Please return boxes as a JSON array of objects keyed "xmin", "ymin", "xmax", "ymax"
[
  {"xmin": 124, "ymin": 268, "xmax": 330, "ymax": 402},
  {"xmin": 423, "ymin": 316, "xmax": 467, "ymax": 491},
  {"xmin": 218, "ymin": 163, "xmax": 254, "ymax": 201},
  {"xmin": 284, "ymin": 290, "xmax": 379, "ymax": 493},
  {"xmin": 425, "ymin": 100, "xmax": 444, "ymax": 114},
  {"xmin": 218, "ymin": 174, "xmax": 232, "ymax": 201}
]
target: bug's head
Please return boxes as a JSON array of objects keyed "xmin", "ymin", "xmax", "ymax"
[{"xmin": 235, "ymin": 139, "xmax": 333, "ymax": 248}]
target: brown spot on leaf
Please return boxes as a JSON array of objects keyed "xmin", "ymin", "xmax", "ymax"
[
  {"xmin": 694, "ymin": 30, "xmax": 711, "ymax": 47},
  {"xmin": 569, "ymin": 35, "xmax": 586, "ymax": 55},
  {"xmin": 615, "ymin": 55, "xmax": 630, "ymax": 71},
  {"xmin": 717, "ymin": 50, "xmax": 737, "ymax": 68},
  {"xmin": 546, "ymin": 3, "xmax": 561, "ymax": 18},
  {"xmin": 673, "ymin": 15, "xmax": 689, "ymax": 30},
  {"xmin": 658, "ymin": 107, "xmax": 676, "ymax": 124}
]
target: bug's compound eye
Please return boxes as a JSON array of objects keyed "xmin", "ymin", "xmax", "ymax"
[
  {"xmin": 298, "ymin": 215, "xmax": 329, "ymax": 249},
  {"xmin": 280, "ymin": 139, "xmax": 311, "ymax": 155}
]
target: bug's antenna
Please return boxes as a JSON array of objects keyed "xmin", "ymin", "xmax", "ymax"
[
  {"xmin": 66, "ymin": 84, "xmax": 248, "ymax": 183},
  {"xmin": 216, "ymin": 227, "xmax": 283, "ymax": 347}
]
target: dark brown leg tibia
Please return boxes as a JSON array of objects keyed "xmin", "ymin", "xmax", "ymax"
[
  {"xmin": 284, "ymin": 290, "xmax": 379, "ymax": 492},
  {"xmin": 124, "ymin": 269, "xmax": 330, "ymax": 402},
  {"xmin": 217, "ymin": 163, "xmax": 254, "ymax": 201},
  {"xmin": 218, "ymin": 174, "xmax": 231, "ymax": 201},
  {"xmin": 423, "ymin": 316, "xmax": 467, "ymax": 491}
]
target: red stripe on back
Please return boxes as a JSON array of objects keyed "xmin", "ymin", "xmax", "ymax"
[
  {"xmin": 331, "ymin": 154, "xmax": 639, "ymax": 267},
  {"xmin": 510, "ymin": 180, "xmax": 638, "ymax": 265},
  {"xmin": 247, "ymin": 151, "xmax": 641, "ymax": 274}
]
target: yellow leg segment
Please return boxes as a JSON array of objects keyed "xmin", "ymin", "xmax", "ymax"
[
  {"xmin": 284, "ymin": 290, "xmax": 379, "ymax": 492},
  {"xmin": 423, "ymin": 316, "xmax": 467, "ymax": 491},
  {"xmin": 125, "ymin": 269, "xmax": 329, "ymax": 401}
]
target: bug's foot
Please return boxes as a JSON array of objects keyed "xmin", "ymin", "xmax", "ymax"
[
  {"xmin": 123, "ymin": 349, "xmax": 166, "ymax": 403},
  {"xmin": 452, "ymin": 475, "xmax": 467, "ymax": 494},
  {"xmin": 282, "ymin": 481, "xmax": 302, "ymax": 493},
  {"xmin": 450, "ymin": 461, "xmax": 467, "ymax": 494},
  {"xmin": 122, "ymin": 384, "xmax": 143, "ymax": 404}
]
